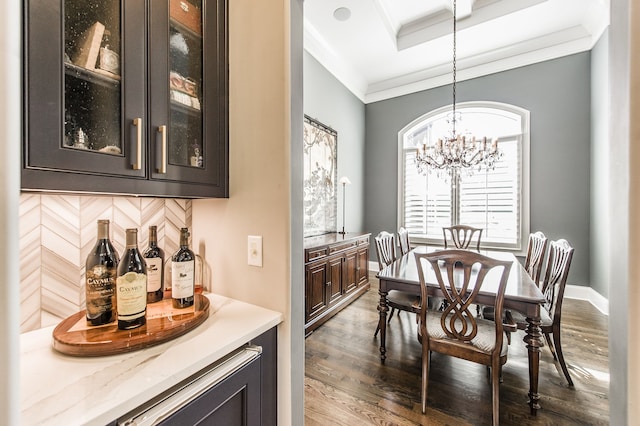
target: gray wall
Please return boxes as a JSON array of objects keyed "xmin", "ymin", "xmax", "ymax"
[
  {"xmin": 590, "ymin": 30, "xmax": 610, "ymax": 299},
  {"xmin": 304, "ymin": 52, "xmax": 366, "ymax": 234},
  {"xmin": 364, "ymin": 53, "xmax": 592, "ymax": 287}
]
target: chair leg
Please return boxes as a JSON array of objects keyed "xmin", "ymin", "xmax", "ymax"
[
  {"xmin": 543, "ymin": 332, "xmax": 556, "ymax": 360},
  {"xmin": 374, "ymin": 316, "xmax": 383, "ymax": 337},
  {"xmin": 490, "ymin": 360, "xmax": 501, "ymax": 426},
  {"xmin": 421, "ymin": 347, "xmax": 430, "ymax": 414},
  {"xmin": 551, "ymin": 327, "xmax": 574, "ymax": 387},
  {"xmin": 387, "ymin": 307, "xmax": 397, "ymax": 323}
]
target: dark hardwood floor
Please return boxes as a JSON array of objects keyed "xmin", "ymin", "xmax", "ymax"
[{"xmin": 305, "ymin": 274, "xmax": 609, "ymax": 425}]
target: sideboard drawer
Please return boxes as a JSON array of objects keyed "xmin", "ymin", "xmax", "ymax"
[
  {"xmin": 306, "ymin": 247, "xmax": 327, "ymax": 262},
  {"xmin": 328, "ymin": 240, "xmax": 358, "ymax": 255},
  {"xmin": 356, "ymin": 237, "xmax": 369, "ymax": 246}
]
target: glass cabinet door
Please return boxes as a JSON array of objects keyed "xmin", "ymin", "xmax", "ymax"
[
  {"xmin": 25, "ymin": 0, "xmax": 146, "ymax": 179},
  {"xmin": 64, "ymin": 1, "xmax": 122, "ymax": 155},
  {"xmin": 149, "ymin": 0, "xmax": 228, "ymax": 191},
  {"xmin": 168, "ymin": 1, "xmax": 204, "ymax": 168}
]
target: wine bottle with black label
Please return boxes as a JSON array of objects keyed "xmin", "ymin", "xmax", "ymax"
[
  {"xmin": 171, "ymin": 227, "xmax": 195, "ymax": 309},
  {"xmin": 85, "ymin": 219, "xmax": 119, "ymax": 326},
  {"xmin": 116, "ymin": 228, "xmax": 147, "ymax": 330},
  {"xmin": 143, "ymin": 225, "xmax": 164, "ymax": 303}
]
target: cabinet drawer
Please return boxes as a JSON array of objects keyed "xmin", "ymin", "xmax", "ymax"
[
  {"xmin": 305, "ymin": 247, "xmax": 327, "ymax": 262},
  {"xmin": 328, "ymin": 240, "xmax": 358, "ymax": 254},
  {"xmin": 356, "ymin": 237, "xmax": 369, "ymax": 246}
]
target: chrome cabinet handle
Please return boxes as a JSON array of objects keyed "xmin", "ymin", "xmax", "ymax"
[
  {"xmin": 158, "ymin": 125, "xmax": 167, "ymax": 174},
  {"xmin": 132, "ymin": 118, "xmax": 142, "ymax": 170}
]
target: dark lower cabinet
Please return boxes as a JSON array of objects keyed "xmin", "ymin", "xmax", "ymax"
[
  {"xmin": 116, "ymin": 327, "xmax": 277, "ymax": 425},
  {"xmin": 159, "ymin": 355, "xmax": 261, "ymax": 425}
]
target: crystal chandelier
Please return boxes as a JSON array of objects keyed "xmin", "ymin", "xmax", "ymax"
[{"xmin": 415, "ymin": 0, "xmax": 502, "ymax": 177}]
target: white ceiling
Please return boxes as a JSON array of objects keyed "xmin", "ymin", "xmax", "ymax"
[{"xmin": 304, "ymin": 0, "xmax": 610, "ymax": 103}]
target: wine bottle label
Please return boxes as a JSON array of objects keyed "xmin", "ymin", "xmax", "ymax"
[
  {"xmin": 116, "ymin": 271, "xmax": 147, "ymax": 318},
  {"xmin": 86, "ymin": 265, "xmax": 116, "ymax": 319},
  {"xmin": 145, "ymin": 257, "xmax": 163, "ymax": 292},
  {"xmin": 172, "ymin": 260, "xmax": 195, "ymax": 299}
]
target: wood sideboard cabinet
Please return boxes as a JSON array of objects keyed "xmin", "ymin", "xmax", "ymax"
[{"xmin": 304, "ymin": 232, "xmax": 370, "ymax": 335}]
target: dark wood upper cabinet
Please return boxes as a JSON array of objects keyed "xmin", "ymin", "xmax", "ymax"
[{"xmin": 23, "ymin": 0, "xmax": 228, "ymax": 198}]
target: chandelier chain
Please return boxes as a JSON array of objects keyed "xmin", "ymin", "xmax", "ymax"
[
  {"xmin": 452, "ymin": 0, "xmax": 457, "ymax": 134},
  {"xmin": 413, "ymin": 0, "xmax": 502, "ymax": 179}
]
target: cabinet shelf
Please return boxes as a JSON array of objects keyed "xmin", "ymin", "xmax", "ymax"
[
  {"xmin": 171, "ymin": 19, "xmax": 203, "ymax": 41},
  {"xmin": 170, "ymin": 93, "xmax": 202, "ymax": 116},
  {"xmin": 65, "ymin": 62, "xmax": 120, "ymax": 89}
]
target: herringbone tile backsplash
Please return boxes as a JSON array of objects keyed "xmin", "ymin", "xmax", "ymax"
[{"xmin": 19, "ymin": 194, "xmax": 192, "ymax": 333}]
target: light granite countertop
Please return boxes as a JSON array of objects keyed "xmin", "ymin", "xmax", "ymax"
[{"xmin": 20, "ymin": 294, "xmax": 283, "ymax": 426}]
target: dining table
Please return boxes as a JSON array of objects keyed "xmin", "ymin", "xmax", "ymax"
[{"xmin": 376, "ymin": 245, "xmax": 547, "ymax": 415}]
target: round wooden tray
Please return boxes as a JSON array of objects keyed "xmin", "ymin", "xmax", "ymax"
[{"xmin": 52, "ymin": 294, "xmax": 210, "ymax": 357}]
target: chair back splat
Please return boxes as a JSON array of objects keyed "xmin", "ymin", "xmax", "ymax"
[
  {"xmin": 374, "ymin": 231, "xmax": 396, "ymax": 270},
  {"xmin": 524, "ymin": 231, "xmax": 548, "ymax": 285},
  {"xmin": 398, "ymin": 227, "xmax": 411, "ymax": 256},
  {"xmin": 542, "ymin": 239, "xmax": 573, "ymax": 321},
  {"xmin": 414, "ymin": 249, "xmax": 512, "ymax": 425},
  {"xmin": 442, "ymin": 225, "xmax": 483, "ymax": 251}
]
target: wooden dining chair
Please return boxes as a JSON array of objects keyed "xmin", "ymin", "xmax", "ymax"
[
  {"xmin": 483, "ymin": 232, "xmax": 549, "ymax": 335},
  {"xmin": 414, "ymin": 249, "xmax": 513, "ymax": 425},
  {"xmin": 505, "ymin": 238, "xmax": 575, "ymax": 386},
  {"xmin": 443, "ymin": 225, "xmax": 483, "ymax": 251},
  {"xmin": 374, "ymin": 231, "xmax": 419, "ymax": 337},
  {"xmin": 398, "ymin": 226, "xmax": 411, "ymax": 255}
]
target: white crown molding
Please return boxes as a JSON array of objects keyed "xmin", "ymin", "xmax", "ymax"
[
  {"xmin": 365, "ymin": 25, "xmax": 593, "ymax": 103},
  {"xmin": 304, "ymin": 23, "xmax": 368, "ymax": 102},
  {"xmin": 397, "ymin": 0, "xmax": 546, "ymax": 51}
]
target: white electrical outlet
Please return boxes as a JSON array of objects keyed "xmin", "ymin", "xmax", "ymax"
[{"xmin": 248, "ymin": 235, "xmax": 263, "ymax": 267}]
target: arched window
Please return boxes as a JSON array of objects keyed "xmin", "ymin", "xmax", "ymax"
[{"xmin": 398, "ymin": 101, "xmax": 530, "ymax": 251}]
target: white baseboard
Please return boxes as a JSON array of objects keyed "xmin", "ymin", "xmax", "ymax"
[
  {"xmin": 565, "ymin": 284, "xmax": 609, "ymax": 315},
  {"xmin": 369, "ymin": 261, "xmax": 609, "ymax": 316}
]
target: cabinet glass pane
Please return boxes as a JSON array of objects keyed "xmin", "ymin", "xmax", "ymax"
[
  {"xmin": 64, "ymin": 1, "xmax": 122, "ymax": 155},
  {"xmin": 169, "ymin": 0, "xmax": 204, "ymax": 168}
]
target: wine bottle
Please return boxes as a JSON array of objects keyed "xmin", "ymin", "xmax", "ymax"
[
  {"xmin": 171, "ymin": 227, "xmax": 195, "ymax": 309},
  {"xmin": 116, "ymin": 228, "xmax": 147, "ymax": 330},
  {"xmin": 143, "ymin": 225, "xmax": 164, "ymax": 303},
  {"xmin": 85, "ymin": 219, "xmax": 119, "ymax": 326}
]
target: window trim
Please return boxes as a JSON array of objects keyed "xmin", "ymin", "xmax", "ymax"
[{"xmin": 397, "ymin": 101, "xmax": 531, "ymax": 255}]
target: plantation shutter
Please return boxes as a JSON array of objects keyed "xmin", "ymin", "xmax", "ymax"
[
  {"xmin": 403, "ymin": 150, "xmax": 451, "ymax": 240},
  {"xmin": 458, "ymin": 138, "xmax": 520, "ymax": 246}
]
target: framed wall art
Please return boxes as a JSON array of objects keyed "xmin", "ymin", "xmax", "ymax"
[{"xmin": 303, "ymin": 115, "xmax": 338, "ymax": 237}]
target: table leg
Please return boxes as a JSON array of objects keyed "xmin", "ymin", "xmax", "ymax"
[
  {"xmin": 377, "ymin": 288, "xmax": 389, "ymax": 363},
  {"xmin": 523, "ymin": 316, "xmax": 544, "ymax": 415}
]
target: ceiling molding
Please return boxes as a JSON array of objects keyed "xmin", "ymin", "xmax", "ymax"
[
  {"xmin": 365, "ymin": 25, "xmax": 593, "ymax": 103},
  {"xmin": 303, "ymin": 0, "xmax": 610, "ymax": 105},
  {"xmin": 304, "ymin": 23, "xmax": 368, "ymax": 102},
  {"xmin": 397, "ymin": 0, "xmax": 548, "ymax": 51}
]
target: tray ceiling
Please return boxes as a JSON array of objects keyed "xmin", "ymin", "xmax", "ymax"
[{"xmin": 304, "ymin": 0, "xmax": 610, "ymax": 103}]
